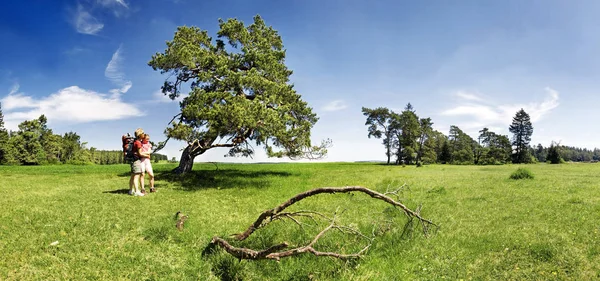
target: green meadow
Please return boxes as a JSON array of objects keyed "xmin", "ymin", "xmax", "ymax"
[{"xmin": 1, "ymin": 163, "xmax": 599, "ymax": 280}]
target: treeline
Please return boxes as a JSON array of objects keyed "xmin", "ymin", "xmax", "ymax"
[
  {"xmin": 362, "ymin": 103, "xmax": 585, "ymax": 165},
  {"xmin": 532, "ymin": 144, "xmax": 600, "ymax": 163},
  {"xmin": 0, "ymin": 108, "xmax": 168, "ymax": 165}
]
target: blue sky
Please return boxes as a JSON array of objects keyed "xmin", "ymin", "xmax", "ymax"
[{"xmin": 1, "ymin": 0, "xmax": 599, "ymax": 162}]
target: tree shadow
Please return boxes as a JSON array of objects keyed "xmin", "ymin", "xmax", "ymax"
[{"xmin": 155, "ymin": 168, "xmax": 294, "ymax": 191}]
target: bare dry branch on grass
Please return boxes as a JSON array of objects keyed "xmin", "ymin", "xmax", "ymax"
[
  {"xmin": 234, "ymin": 186, "xmax": 436, "ymax": 241},
  {"xmin": 210, "ymin": 186, "xmax": 436, "ymax": 261}
]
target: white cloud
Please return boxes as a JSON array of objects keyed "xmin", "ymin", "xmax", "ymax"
[
  {"xmin": 455, "ymin": 90, "xmax": 484, "ymax": 102},
  {"xmin": 105, "ymin": 45, "xmax": 132, "ymax": 97},
  {"xmin": 109, "ymin": 81, "xmax": 132, "ymax": 98},
  {"xmin": 150, "ymin": 89, "xmax": 188, "ymax": 104},
  {"xmin": 441, "ymin": 87, "xmax": 560, "ymax": 130},
  {"xmin": 498, "ymin": 87, "xmax": 559, "ymax": 123},
  {"xmin": 73, "ymin": 5, "xmax": 104, "ymax": 35},
  {"xmin": 322, "ymin": 100, "xmax": 348, "ymax": 112},
  {"xmin": 152, "ymin": 90, "xmax": 173, "ymax": 103},
  {"xmin": 2, "ymin": 86, "xmax": 143, "ymax": 131},
  {"xmin": 96, "ymin": 0, "xmax": 129, "ymax": 17}
]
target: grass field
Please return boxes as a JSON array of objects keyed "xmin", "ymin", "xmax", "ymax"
[{"xmin": 1, "ymin": 162, "xmax": 599, "ymax": 280}]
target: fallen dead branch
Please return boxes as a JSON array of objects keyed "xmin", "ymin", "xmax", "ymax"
[
  {"xmin": 212, "ymin": 212, "xmax": 372, "ymax": 261},
  {"xmin": 233, "ymin": 186, "xmax": 436, "ymax": 241},
  {"xmin": 209, "ymin": 185, "xmax": 437, "ymax": 261}
]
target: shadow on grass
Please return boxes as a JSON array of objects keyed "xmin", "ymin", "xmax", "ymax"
[
  {"xmin": 117, "ymin": 168, "xmax": 294, "ymax": 191},
  {"xmin": 103, "ymin": 189, "xmax": 130, "ymax": 195}
]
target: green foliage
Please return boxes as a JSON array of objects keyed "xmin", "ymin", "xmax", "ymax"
[
  {"xmin": 439, "ymin": 139, "xmax": 452, "ymax": 164},
  {"xmin": 477, "ymin": 128, "xmax": 512, "ymax": 165},
  {"xmin": 362, "ymin": 107, "xmax": 393, "ymax": 164},
  {"xmin": 149, "ymin": 15, "xmax": 323, "ymax": 171},
  {"xmin": 448, "ymin": 125, "xmax": 475, "ymax": 164},
  {"xmin": 0, "ymin": 114, "xmax": 170, "ymax": 166},
  {"xmin": 509, "ymin": 109, "xmax": 534, "ymax": 163},
  {"xmin": 510, "ymin": 167, "xmax": 535, "ymax": 180},
  {"xmin": 547, "ymin": 141, "xmax": 562, "ymax": 164},
  {"xmin": 415, "ymin": 117, "xmax": 434, "ymax": 166}
]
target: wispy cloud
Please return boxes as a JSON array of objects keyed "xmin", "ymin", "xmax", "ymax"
[
  {"xmin": 97, "ymin": 0, "xmax": 129, "ymax": 9},
  {"xmin": 2, "ymin": 85, "xmax": 143, "ymax": 130},
  {"xmin": 322, "ymin": 100, "xmax": 348, "ymax": 112},
  {"xmin": 63, "ymin": 46, "xmax": 89, "ymax": 56},
  {"xmin": 8, "ymin": 83, "xmax": 20, "ymax": 96},
  {"xmin": 455, "ymin": 90, "xmax": 484, "ymax": 102},
  {"xmin": 441, "ymin": 87, "xmax": 560, "ymax": 130},
  {"xmin": 73, "ymin": 5, "xmax": 104, "ymax": 35},
  {"xmin": 105, "ymin": 46, "xmax": 125, "ymax": 84},
  {"xmin": 97, "ymin": 0, "xmax": 129, "ymax": 17},
  {"xmin": 105, "ymin": 45, "xmax": 132, "ymax": 97}
]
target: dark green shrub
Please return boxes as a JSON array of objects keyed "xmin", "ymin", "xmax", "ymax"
[{"xmin": 510, "ymin": 167, "xmax": 534, "ymax": 180}]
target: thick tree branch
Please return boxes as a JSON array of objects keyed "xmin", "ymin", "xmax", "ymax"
[
  {"xmin": 212, "ymin": 216, "xmax": 372, "ymax": 261},
  {"xmin": 234, "ymin": 186, "xmax": 436, "ymax": 241},
  {"xmin": 211, "ymin": 237, "xmax": 289, "ymax": 259}
]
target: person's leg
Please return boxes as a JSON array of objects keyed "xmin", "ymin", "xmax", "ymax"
[
  {"xmin": 140, "ymin": 172, "xmax": 146, "ymax": 193},
  {"xmin": 146, "ymin": 163, "xmax": 155, "ymax": 191},
  {"xmin": 140, "ymin": 160, "xmax": 147, "ymax": 193},
  {"xmin": 129, "ymin": 161, "xmax": 137, "ymax": 195},
  {"xmin": 132, "ymin": 160, "xmax": 145, "ymax": 196},
  {"xmin": 133, "ymin": 173, "xmax": 143, "ymax": 196},
  {"xmin": 129, "ymin": 174, "xmax": 135, "ymax": 195}
]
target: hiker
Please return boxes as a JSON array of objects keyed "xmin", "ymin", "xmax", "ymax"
[
  {"xmin": 139, "ymin": 133, "xmax": 156, "ymax": 193},
  {"xmin": 129, "ymin": 128, "xmax": 150, "ymax": 196}
]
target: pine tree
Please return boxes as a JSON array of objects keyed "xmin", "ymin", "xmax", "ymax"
[
  {"xmin": 509, "ymin": 109, "xmax": 534, "ymax": 163},
  {"xmin": 547, "ymin": 141, "xmax": 562, "ymax": 164}
]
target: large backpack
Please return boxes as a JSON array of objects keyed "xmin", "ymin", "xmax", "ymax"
[{"xmin": 122, "ymin": 133, "xmax": 136, "ymax": 162}]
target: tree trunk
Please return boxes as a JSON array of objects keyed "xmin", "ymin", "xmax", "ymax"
[
  {"xmin": 416, "ymin": 141, "xmax": 423, "ymax": 166},
  {"xmin": 386, "ymin": 132, "xmax": 391, "ymax": 165},
  {"xmin": 175, "ymin": 145, "xmax": 196, "ymax": 174},
  {"xmin": 386, "ymin": 149, "xmax": 391, "ymax": 165}
]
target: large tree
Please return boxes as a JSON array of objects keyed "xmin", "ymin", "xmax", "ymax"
[
  {"xmin": 361, "ymin": 107, "xmax": 393, "ymax": 164},
  {"xmin": 11, "ymin": 115, "xmax": 47, "ymax": 165},
  {"xmin": 448, "ymin": 125, "xmax": 475, "ymax": 164},
  {"xmin": 389, "ymin": 103, "xmax": 419, "ymax": 165},
  {"xmin": 509, "ymin": 108, "xmax": 533, "ymax": 163},
  {"xmin": 149, "ymin": 16, "xmax": 326, "ymax": 173},
  {"xmin": 398, "ymin": 103, "xmax": 419, "ymax": 164},
  {"xmin": 477, "ymin": 127, "xmax": 511, "ymax": 164}
]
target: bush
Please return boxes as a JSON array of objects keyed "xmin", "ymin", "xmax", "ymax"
[{"xmin": 510, "ymin": 167, "xmax": 534, "ymax": 180}]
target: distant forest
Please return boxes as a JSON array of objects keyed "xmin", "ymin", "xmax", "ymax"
[
  {"xmin": 362, "ymin": 103, "xmax": 597, "ymax": 165},
  {"xmin": 0, "ymin": 109, "xmax": 169, "ymax": 165}
]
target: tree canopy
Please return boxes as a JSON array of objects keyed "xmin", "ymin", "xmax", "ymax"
[{"xmin": 149, "ymin": 15, "xmax": 327, "ymax": 173}]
